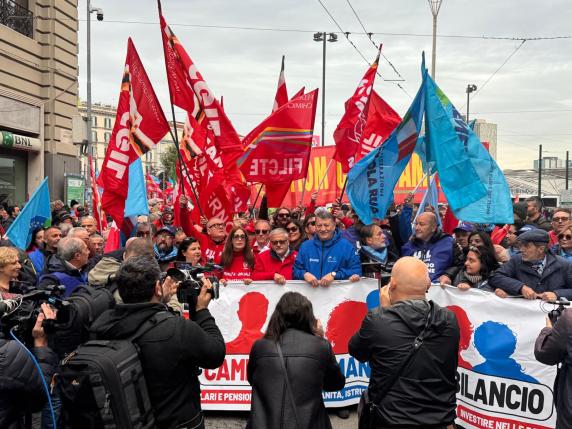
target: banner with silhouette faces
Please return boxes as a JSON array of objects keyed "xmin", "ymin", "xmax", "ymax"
[{"xmin": 200, "ymin": 281, "xmax": 556, "ymax": 427}]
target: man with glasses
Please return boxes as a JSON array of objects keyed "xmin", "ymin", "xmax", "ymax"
[
  {"xmin": 252, "ymin": 228, "xmax": 297, "ymax": 284},
  {"xmin": 136, "ymin": 222, "xmax": 157, "ymax": 239},
  {"xmin": 549, "ymin": 208, "xmax": 571, "ymax": 246},
  {"xmin": 252, "ymin": 219, "xmax": 271, "ymax": 255},
  {"xmin": 273, "ymin": 208, "xmax": 291, "ymax": 228},
  {"xmin": 293, "ymin": 211, "xmax": 361, "ymax": 287}
]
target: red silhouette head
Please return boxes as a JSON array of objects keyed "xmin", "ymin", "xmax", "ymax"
[
  {"xmin": 225, "ymin": 292, "xmax": 269, "ymax": 355},
  {"xmin": 447, "ymin": 305, "xmax": 474, "ymax": 369},
  {"xmin": 326, "ymin": 300, "xmax": 368, "ymax": 353}
]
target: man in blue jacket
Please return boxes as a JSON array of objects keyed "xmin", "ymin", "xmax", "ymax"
[
  {"xmin": 489, "ymin": 229, "xmax": 572, "ymax": 300},
  {"xmin": 294, "ymin": 211, "xmax": 361, "ymax": 287},
  {"xmin": 401, "ymin": 212, "xmax": 455, "ymax": 282}
]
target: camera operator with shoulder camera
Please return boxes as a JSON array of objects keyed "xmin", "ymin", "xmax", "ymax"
[
  {"xmin": 0, "ymin": 302, "xmax": 58, "ymax": 429},
  {"xmin": 534, "ymin": 303, "xmax": 572, "ymax": 429},
  {"xmin": 90, "ymin": 255, "xmax": 225, "ymax": 429}
]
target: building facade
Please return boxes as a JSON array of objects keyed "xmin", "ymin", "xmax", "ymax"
[
  {"xmin": 76, "ymin": 100, "xmax": 183, "ymax": 177},
  {"xmin": 473, "ymin": 119, "xmax": 497, "ymax": 160},
  {"xmin": 0, "ymin": 0, "xmax": 80, "ymax": 205}
]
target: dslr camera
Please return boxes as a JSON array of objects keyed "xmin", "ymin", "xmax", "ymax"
[
  {"xmin": 546, "ymin": 298, "xmax": 570, "ymax": 325},
  {"xmin": 166, "ymin": 263, "xmax": 221, "ymax": 318}
]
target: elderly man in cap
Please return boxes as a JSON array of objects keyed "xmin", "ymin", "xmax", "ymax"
[{"xmin": 489, "ymin": 228, "xmax": 572, "ymax": 300}]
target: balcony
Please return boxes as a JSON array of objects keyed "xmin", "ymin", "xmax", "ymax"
[{"xmin": 0, "ymin": 0, "xmax": 34, "ymax": 39}]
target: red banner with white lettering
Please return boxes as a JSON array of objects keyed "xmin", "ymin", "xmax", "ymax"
[
  {"xmin": 333, "ymin": 50, "xmax": 380, "ymax": 173},
  {"xmin": 89, "ymin": 155, "xmax": 106, "ymax": 233},
  {"xmin": 98, "ymin": 38, "xmax": 170, "ymax": 229},
  {"xmin": 239, "ymin": 90, "xmax": 318, "ymax": 207}
]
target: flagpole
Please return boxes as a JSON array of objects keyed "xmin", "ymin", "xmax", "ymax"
[
  {"xmin": 337, "ymin": 175, "xmax": 348, "ymax": 203},
  {"xmin": 316, "ymin": 158, "xmax": 334, "ymax": 192},
  {"xmin": 252, "ymin": 184, "xmax": 264, "ymax": 213}
]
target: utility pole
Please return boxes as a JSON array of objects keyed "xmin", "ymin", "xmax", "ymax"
[
  {"xmin": 538, "ymin": 144, "xmax": 542, "ymax": 199},
  {"xmin": 428, "ymin": 0, "xmax": 443, "ymax": 79},
  {"xmin": 313, "ymin": 32, "xmax": 337, "ymax": 146},
  {"xmin": 566, "ymin": 150, "xmax": 569, "ymax": 190}
]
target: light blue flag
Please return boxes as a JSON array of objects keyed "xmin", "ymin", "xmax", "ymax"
[
  {"xmin": 6, "ymin": 177, "xmax": 51, "ymax": 250},
  {"xmin": 347, "ymin": 65, "xmax": 426, "ymax": 225},
  {"xmin": 413, "ymin": 173, "xmax": 442, "ymax": 228},
  {"xmin": 424, "ymin": 74, "xmax": 513, "ymax": 224},
  {"xmin": 124, "ymin": 158, "xmax": 149, "ymax": 218}
]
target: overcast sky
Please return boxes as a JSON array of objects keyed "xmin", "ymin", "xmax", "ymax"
[{"xmin": 77, "ymin": 0, "xmax": 572, "ymax": 170}]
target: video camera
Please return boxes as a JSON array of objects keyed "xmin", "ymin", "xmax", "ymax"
[
  {"xmin": 0, "ymin": 285, "xmax": 70, "ymax": 346},
  {"xmin": 166, "ymin": 263, "xmax": 222, "ymax": 318},
  {"xmin": 544, "ymin": 298, "xmax": 570, "ymax": 325}
]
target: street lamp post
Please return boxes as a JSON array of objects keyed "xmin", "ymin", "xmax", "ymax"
[
  {"xmin": 466, "ymin": 84, "xmax": 477, "ymax": 122},
  {"xmin": 313, "ymin": 32, "xmax": 337, "ymax": 146},
  {"xmin": 538, "ymin": 144, "xmax": 542, "ymax": 199},
  {"xmin": 86, "ymin": 0, "xmax": 103, "ymax": 209},
  {"xmin": 428, "ymin": 0, "xmax": 443, "ymax": 79}
]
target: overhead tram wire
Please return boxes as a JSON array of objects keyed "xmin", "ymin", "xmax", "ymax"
[
  {"xmin": 460, "ymin": 39, "xmax": 527, "ymax": 110},
  {"xmin": 344, "ymin": 0, "xmax": 407, "ymax": 83},
  {"xmin": 315, "ymin": 0, "xmax": 412, "ymax": 98}
]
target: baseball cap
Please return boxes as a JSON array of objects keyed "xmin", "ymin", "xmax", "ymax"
[
  {"xmin": 157, "ymin": 225, "xmax": 176, "ymax": 236},
  {"xmin": 454, "ymin": 222, "xmax": 474, "ymax": 233}
]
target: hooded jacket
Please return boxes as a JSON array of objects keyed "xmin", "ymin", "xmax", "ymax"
[
  {"xmin": 489, "ymin": 252, "xmax": 572, "ymax": 299},
  {"xmin": 401, "ymin": 231, "xmax": 455, "ymax": 282},
  {"xmin": 349, "ymin": 300, "xmax": 459, "ymax": 428},
  {"xmin": 90, "ymin": 302, "xmax": 225, "ymax": 429},
  {"xmin": 293, "ymin": 230, "xmax": 361, "ymax": 280},
  {"xmin": 38, "ymin": 255, "xmax": 86, "ymax": 297},
  {"xmin": 87, "ymin": 248, "xmax": 124, "ymax": 287}
]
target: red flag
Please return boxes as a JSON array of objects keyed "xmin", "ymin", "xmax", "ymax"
[
  {"xmin": 357, "ymin": 90, "xmax": 402, "ymax": 161},
  {"xmin": 290, "ymin": 87, "xmax": 305, "ymax": 101},
  {"xmin": 238, "ymin": 90, "xmax": 318, "ymax": 207},
  {"xmin": 333, "ymin": 49, "xmax": 381, "ymax": 172},
  {"xmin": 491, "ymin": 225, "xmax": 510, "ymax": 245},
  {"xmin": 272, "ymin": 55, "xmax": 288, "ymax": 112},
  {"xmin": 159, "ymin": 6, "xmax": 249, "ymax": 213},
  {"xmin": 89, "ymin": 155, "xmax": 107, "ymax": 232},
  {"xmin": 442, "ymin": 206, "xmax": 460, "ymax": 235},
  {"xmin": 98, "ymin": 38, "xmax": 170, "ymax": 229},
  {"xmin": 104, "ymin": 222, "xmax": 121, "ymax": 252}
]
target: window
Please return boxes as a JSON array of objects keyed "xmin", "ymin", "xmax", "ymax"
[
  {"xmin": 104, "ymin": 132, "xmax": 111, "ymax": 143},
  {"xmin": 91, "ymin": 131, "xmax": 98, "ymax": 142},
  {"xmin": 104, "ymin": 117, "xmax": 112, "ymax": 129},
  {"xmin": 92, "ymin": 116, "xmax": 98, "ymax": 127}
]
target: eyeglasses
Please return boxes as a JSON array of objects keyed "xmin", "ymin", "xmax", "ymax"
[
  {"xmin": 137, "ymin": 231, "xmax": 151, "ymax": 237},
  {"xmin": 255, "ymin": 229, "xmax": 270, "ymax": 235},
  {"xmin": 277, "ymin": 213, "xmax": 290, "ymax": 218},
  {"xmin": 286, "ymin": 226, "xmax": 299, "ymax": 233},
  {"xmin": 233, "ymin": 234, "xmax": 246, "ymax": 240},
  {"xmin": 553, "ymin": 217, "xmax": 570, "ymax": 223},
  {"xmin": 208, "ymin": 223, "xmax": 225, "ymax": 229},
  {"xmin": 271, "ymin": 239, "xmax": 288, "ymax": 246},
  {"xmin": 306, "ymin": 221, "xmax": 316, "ymax": 226},
  {"xmin": 558, "ymin": 233, "xmax": 572, "ymax": 240}
]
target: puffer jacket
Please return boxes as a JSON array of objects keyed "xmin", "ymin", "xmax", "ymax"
[
  {"xmin": 0, "ymin": 340, "xmax": 58, "ymax": 429},
  {"xmin": 349, "ymin": 300, "xmax": 459, "ymax": 428},
  {"xmin": 246, "ymin": 329, "xmax": 345, "ymax": 429},
  {"xmin": 38, "ymin": 255, "xmax": 86, "ymax": 297},
  {"xmin": 293, "ymin": 230, "xmax": 361, "ymax": 280}
]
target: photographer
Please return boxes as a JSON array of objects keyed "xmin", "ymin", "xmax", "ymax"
[
  {"xmin": 534, "ymin": 308, "xmax": 572, "ymax": 429},
  {"xmin": 0, "ymin": 303, "xmax": 58, "ymax": 429},
  {"xmin": 90, "ymin": 255, "xmax": 225, "ymax": 429}
]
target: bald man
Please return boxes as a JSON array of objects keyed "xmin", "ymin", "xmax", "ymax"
[
  {"xmin": 349, "ymin": 257, "xmax": 459, "ymax": 428},
  {"xmin": 401, "ymin": 212, "xmax": 456, "ymax": 282}
]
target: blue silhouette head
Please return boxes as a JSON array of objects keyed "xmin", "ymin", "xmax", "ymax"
[
  {"xmin": 366, "ymin": 290, "xmax": 380, "ymax": 310},
  {"xmin": 474, "ymin": 321, "xmax": 517, "ymax": 359}
]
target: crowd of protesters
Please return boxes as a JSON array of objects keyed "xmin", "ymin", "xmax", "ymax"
[{"xmin": 2, "ymin": 191, "xmax": 572, "ymax": 428}]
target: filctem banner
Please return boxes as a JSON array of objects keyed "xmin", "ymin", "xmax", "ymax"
[{"xmin": 198, "ymin": 280, "xmax": 557, "ymax": 429}]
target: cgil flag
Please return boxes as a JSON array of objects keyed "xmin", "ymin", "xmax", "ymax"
[
  {"xmin": 238, "ymin": 90, "xmax": 319, "ymax": 207},
  {"xmin": 98, "ymin": 38, "xmax": 170, "ymax": 231},
  {"xmin": 347, "ymin": 60, "xmax": 427, "ymax": 225},
  {"xmin": 333, "ymin": 48, "xmax": 381, "ymax": 173},
  {"xmin": 272, "ymin": 55, "xmax": 288, "ymax": 113},
  {"xmin": 424, "ymin": 71, "xmax": 513, "ymax": 224},
  {"xmin": 6, "ymin": 177, "xmax": 51, "ymax": 250}
]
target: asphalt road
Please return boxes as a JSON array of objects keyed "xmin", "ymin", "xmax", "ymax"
[{"xmin": 204, "ymin": 407, "xmax": 358, "ymax": 428}]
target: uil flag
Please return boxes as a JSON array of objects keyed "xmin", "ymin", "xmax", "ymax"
[
  {"xmin": 272, "ymin": 55, "xmax": 288, "ymax": 112},
  {"xmin": 238, "ymin": 90, "xmax": 319, "ymax": 207},
  {"xmin": 159, "ymin": 2, "xmax": 249, "ymax": 212},
  {"xmin": 424, "ymin": 68, "xmax": 513, "ymax": 224},
  {"xmin": 98, "ymin": 38, "xmax": 170, "ymax": 230},
  {"xmin": 333, "ymin": 48, "xmax": 381, "ymax": 173},
  {"xmin": 6, "ymin": 177, "xmax": 51, "ymax": 250},
  {"xmin": 347, "ymin": 60, "xmax": 427, "ymax": 225}
]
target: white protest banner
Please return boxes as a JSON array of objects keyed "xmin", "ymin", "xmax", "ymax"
[
  {"xmin": 200, "ymin": 279, "xmax": 378, "ymax": 410},
  {"xmin": 200, "ymin": 280, "xmax": 558, "ymax": 429},
  {"xmin": 428, "ymin": 286, "xmax": 557, "ymax": 429}
]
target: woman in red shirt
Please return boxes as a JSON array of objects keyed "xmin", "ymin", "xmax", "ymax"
[{"xmin": 220, "ymin": 227, "xmax": 254, "ymax": 285}]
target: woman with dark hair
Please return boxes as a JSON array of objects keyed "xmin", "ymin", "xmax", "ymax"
[
  {"xmin": 220, "ymin": 226, "xmax": 254, "ymax": 284},
  {"xmin": 26, "ymin": 227, "xmax": 44, "ymax": 253},
  {"xmin": 359, "ymin": 224, "xmax": 398, "ymax": 278},
  {"xmin": 303, "ymin": 214, "xmax": 316, "ymax": 239},
  {"xmin": 285, "ymin": 219, "xmax": 306, "ymax": 251},
  {"xmin": 174, "ymin": 237, "xmax": 202, "ymax": 266},
  {"xmin": 247, "ymin": 292, "xmax": 345, "ymax": 429},
  {"xmin": 453, "ymin": 245, "xmax": 501, "ymax": 293}
]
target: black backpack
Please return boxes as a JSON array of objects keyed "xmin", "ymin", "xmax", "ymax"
[
  {"xmin": 58, "ymin": 311, "xmax": 170, "ymax": 429},
  {"xmin": 50, "ymin": 285, "xmax": 116, "ymax": 358}
]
